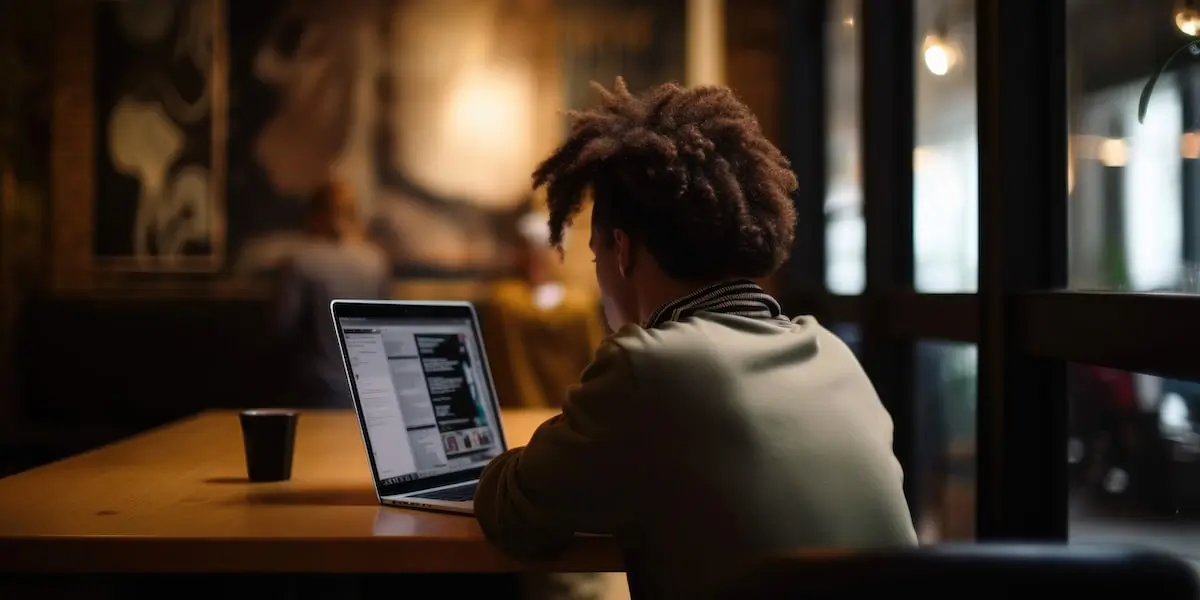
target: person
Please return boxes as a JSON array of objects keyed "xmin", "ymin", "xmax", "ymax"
[
  {"xmin": 481, "ymin": 209, "xmax": 607, "ymax": 409},
  {"xmin": 474, "ymin": 79, "xmax": 917, "ymax": 599},
  {"xmin": 515, "ymin": 210, "xmax": 569, "ymax": 311},
  {"xmin": 274, "ymin": 180, "xmax": 391, "ymax": 408}
]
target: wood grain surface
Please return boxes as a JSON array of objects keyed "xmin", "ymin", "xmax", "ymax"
[{"xmin": 0, "ymin": 409, "xmax": 623, "ymax": 574}]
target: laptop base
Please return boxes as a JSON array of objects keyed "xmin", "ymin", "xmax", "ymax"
[{"xmin": 381, "ymin": 495, "xmax": 475, "ymax": 515}]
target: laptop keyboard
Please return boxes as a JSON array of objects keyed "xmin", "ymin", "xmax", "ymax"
[{"xmin": 411, "ymin": 483, "xmax": 476, "ymax": 502}]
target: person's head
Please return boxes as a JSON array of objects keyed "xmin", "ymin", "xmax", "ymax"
[
  {"xmin": 307, "ymin": 180, "xmax": 362, "ymax": 241},
  {"xmin": 532, "ymin": 78, "xmax": 799, "ymax": 331}
]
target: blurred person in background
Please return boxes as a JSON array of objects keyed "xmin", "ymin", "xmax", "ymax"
[
  {"xmin": 515, "ymin": 210, "xmax": 570, "ymax": 311},
  {"xmin": 481, "ymin": 209, "xmax": 606, "ymax": 409},
  {"xmin": 274, "ymin": 180, "xmax": 392, "ymax": 407}
]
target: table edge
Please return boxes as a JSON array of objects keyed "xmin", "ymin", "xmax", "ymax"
[{"xmin": 0, "ymin": 537, "xmax": 625, "ymax": 574}]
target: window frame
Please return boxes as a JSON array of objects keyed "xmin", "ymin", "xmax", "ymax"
[{"xmin": 782, "ymin": 0, "xmax": 1200, "ymax": 541}]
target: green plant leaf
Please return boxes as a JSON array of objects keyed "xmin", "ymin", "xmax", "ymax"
[{"xmin": 1139, "ymin": 41, "xmax": 1200, "ymax": 124}]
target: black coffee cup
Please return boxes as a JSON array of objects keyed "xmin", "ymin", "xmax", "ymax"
[{"xmin": 239, "ymin": 410, "xmax": 299, "ymax": 482}]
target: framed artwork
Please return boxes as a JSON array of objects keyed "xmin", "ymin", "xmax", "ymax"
[{"xmin": 93, "ymin": 0, "xmax": 227, "ymax": 272}]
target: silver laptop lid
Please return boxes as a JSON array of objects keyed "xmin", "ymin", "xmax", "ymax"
[{"xmin": 330, "ymin": 300, "xmax": 508, "ymax": 498}]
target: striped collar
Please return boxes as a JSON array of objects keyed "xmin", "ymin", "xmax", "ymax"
[{"xmin": 644, "ymin": 279, "xmax": 787, "ymax": 329}]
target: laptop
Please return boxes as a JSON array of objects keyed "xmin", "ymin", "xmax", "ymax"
[{"xmin": 330, "ymin": 299, "xmax": 509, "ymax": 515}]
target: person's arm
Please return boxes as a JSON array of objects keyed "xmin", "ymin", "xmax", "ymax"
[{"xmin": 474, "ymin": 338, "xmax": 640, "ymax": 559}]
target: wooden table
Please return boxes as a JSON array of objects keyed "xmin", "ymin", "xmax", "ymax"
[{"xmin": 0, "ymin": 409, "xmax": 624, "ymax": 574}]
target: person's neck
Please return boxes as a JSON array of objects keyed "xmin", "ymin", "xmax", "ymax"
[{"xmin": 634, "ymin": 278, "xmax": 728, "ymax": 326}]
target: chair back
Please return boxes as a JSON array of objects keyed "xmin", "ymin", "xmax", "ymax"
[{"xmin": 712, "ymin": 543, "xmax": 1199, "ymax": 600}]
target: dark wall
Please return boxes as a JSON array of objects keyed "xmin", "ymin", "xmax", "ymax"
[{"xmin": 15, "ymin": 297, "xmax": 291, "ymax": 427}]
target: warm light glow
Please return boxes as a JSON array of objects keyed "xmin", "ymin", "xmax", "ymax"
[
  {"xmin": 1067, "ymin": 138, "xmax": 1075, "ymax": 194},
  {"xmin": 1177, "ymin": 8, "xmax": 1200, "ymax": 36},
  {"xmin": 1098, "ymin": 137, "xmax": 1128, "ymax": 167},
  {"xmin": 446, "ymin": 70, "xmax": 517, "ymax": 141},
  {"xmin": 429, "ymin": 63, "xmax": 534, "ymax": 208},
  {"xmin": 843, "ymin": 16, "xmax": 855, "ymax": 27},
  {"xmin": 913, "ymin": 147, "xmax": 933, "ymax": 172},
  {"xmin": 922, "ymin": 35, "xmax": 957, "ymax": 76},
  {"xmin": 686, "ymin": 0, "xmax": 725, "ymax": 86},
  {"xmin": 1183, "ymin": 132, "xmax": 1200, "ymax": 159}
]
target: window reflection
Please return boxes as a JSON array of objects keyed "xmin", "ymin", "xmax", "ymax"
[
  {"xmin": 914, "ymin": 0, "xmax": 978, "ymax": 293},
  {"xmin": 1067, "ymin": 0, "xmax": 1200, "ymax": 554},
  {"xmin": 1071, "ymin": 80, "xmax": 1186, "ymax": 290},
  {"xmin": 914, "ymin": 340, "xmax": 977, "ymax": 543},
  {"xmin": 1068, "ymin": 0, "xmax": 1200, "ymax": 292},
  {"xmin": 1069, "ymin": 364, "xmax": 1200, "ymax": 558},
  {"xmin": 824, "ymin": 0, "xmax": 864, "ymax": 295},
  {"xmin": 828, "ymin": 321, "xmax": 861, "ymax": 357}
]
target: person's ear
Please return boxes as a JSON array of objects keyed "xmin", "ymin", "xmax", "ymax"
[{"xmin": 612, "ymin": 229, "xmax": 634, "ymax": 279}]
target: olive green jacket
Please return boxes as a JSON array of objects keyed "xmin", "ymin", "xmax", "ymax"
[{"xmin": 476, "ymin": 313, "xmax": 918, "ymax": 598}]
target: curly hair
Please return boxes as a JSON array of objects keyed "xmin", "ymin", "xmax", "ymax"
[{"xmin": 532, "ymin": 78, "xmax": 798, "ymax": 282}]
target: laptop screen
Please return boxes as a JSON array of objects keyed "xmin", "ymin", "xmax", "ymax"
[{"xmin": 339, "ymin": 316, "xmax": 503, "ymax": 488}]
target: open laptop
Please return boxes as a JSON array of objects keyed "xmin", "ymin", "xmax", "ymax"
[{"xmin": 330, "ymin": 300, "xmax": 508, "ymax": 515}]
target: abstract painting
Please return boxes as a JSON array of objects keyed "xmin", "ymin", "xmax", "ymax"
[
  {"xmin": 226, "ymin": 0, "xmax": 546, "ymax": 278},
  {"xmin": 90, "ymin": 0, "xmax": 686, "ymax": 279},
  {"xmin": 93, "ymin": 0, "xmax": 225, "ymax": 271}
]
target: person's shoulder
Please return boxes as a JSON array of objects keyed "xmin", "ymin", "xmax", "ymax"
[
  {"xmin": 278, "ymin": 249, "xmax": 315, "ymax": 280},
  {"xmin": 609, "ymin": 314, "xmax": 841, "ymax": 371},
  {"xmin": 602, "ymin": 320, "xmax": 728, "ymax": 373},
  {"xmin": 611, "ymin": 313, "xmax": 794, "ymax": 347},
  {"xmin": 604, "ymin": 322, "xmax": 680, "ymax": 355},
  {"xmin": 328, "ymin": 241, "xmax": 390, "ymax": 277},
  {"xmin": 342, "ymin": 240, "xmax": 387, "ymax": 263}
]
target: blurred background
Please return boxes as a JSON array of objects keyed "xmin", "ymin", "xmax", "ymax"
[{"xmin": 1, "ymin": 0, "xmax": 1200, "ymax": 578}]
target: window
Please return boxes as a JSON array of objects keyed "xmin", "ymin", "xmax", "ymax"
[
  {"xmin": 915, "ymin": 340, "xmax": 977, "ymax": 543},
  {"xmin": 829, "ymin": 322, "xmax": 862, "ymax": 357},
  {"xmin": 909, "ymin": 2, "xmax": 978, "ymax": 540},
  {"xmin": 825, "ymin": 0, "xmax": 865, "ymax": 295},
  {"xmin": 803, "ymin": 0, "xmax": 1200, "ymax": 551},
  {"xmin": 1063, "ymin": 0, "xmax": 1200, "ymax": 559},
  {"xmin": 914, "ymin": 0, "xmax": 978, "ymax": 293},
  {"xmin": 1068, "ymin": 2, "xmax": 1198, "ymax": 292},
  {"xmin": 1068, "ymin": 364, "xmax": 1200, "ymax": 561}
]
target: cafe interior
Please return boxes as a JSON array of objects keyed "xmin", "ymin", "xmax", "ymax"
[{"xmin": 3, "ymin": 0, "xmax": 1200, "ymax": 598}]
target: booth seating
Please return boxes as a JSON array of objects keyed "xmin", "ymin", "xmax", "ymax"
[{"xmin": 707, "ymin": 543, "xmax": 1199, "ymax": 600}]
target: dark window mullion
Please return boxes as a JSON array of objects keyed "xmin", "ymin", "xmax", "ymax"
[
  {"xmin": 976, "ymin": 0, "xmax": 1069, "ymax": 540},
  {"xmin": 781, "ymin": 0, "xmax": 828, "ymax": 309},
  {"xmin": 859, "ymin": 0, "xmax": 917, "ymax": 519}
]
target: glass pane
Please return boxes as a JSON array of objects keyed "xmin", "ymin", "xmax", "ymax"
[
  {"xmin": 1068, "ymin": 364, "xmax": 1200, "ymax": 560},
  {"xmin": 914, "ymin": 340, "xmax": 977, "ymax": 543},
  {"xmin": 914, "ymin": 0, "xmax": 978, "ymax": 293},
  {"xmin": 829, "ymin": 321, "xmax": 862, "ymax": 357},
  {"xmin": 1067, "ymin": 2, "xmax": 1199, "ymax": 292},
  {"xmin": 825, "ymin": 0, "xmax": 865, "ymax": 295}
]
